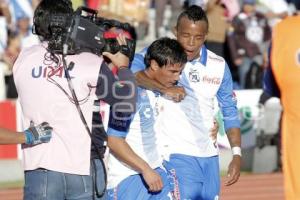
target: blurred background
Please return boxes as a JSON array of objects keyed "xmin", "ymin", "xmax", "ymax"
[{"xmin": 1, "ymin": 0, "xmax": 300, "ymax": 199}]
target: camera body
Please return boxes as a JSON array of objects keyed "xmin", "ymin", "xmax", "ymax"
[{"xmin": 35, "ymin": 7, "xmax": 136, "ymax": 60}]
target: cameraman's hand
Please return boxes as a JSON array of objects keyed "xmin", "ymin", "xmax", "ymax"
[
  {"xmin": 24, "ymin": 122, "xmax": 53, "ymax": 145},
  {"xmin": 102, "ymin": 34, "xmax": 130, "ymax": 69}
]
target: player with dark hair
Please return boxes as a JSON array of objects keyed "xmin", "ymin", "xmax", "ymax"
[{"xmin": 106, "ymin": 37, "xmax": 187, "ymax": 200}]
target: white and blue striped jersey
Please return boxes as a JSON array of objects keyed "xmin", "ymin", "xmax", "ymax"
[
  {"xmin": 131, "ymin": 46, "xmax": 240, "ymax": 159},
  {"xmin": 106, "ymin": 87, "xmax": 163, "ymax": 189}
]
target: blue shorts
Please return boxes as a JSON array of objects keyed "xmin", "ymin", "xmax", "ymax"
[
  {"xmin": 163, "ymin": 154, "xmax": 220, "ymax": 200},
  {"xmin": 107, "ymin": 167, "xmax": 171, "ymax": 200}
]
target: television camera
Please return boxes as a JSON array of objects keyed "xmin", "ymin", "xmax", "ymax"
[{"xmin": 34, "ymin": 6, "xmax": 136, "ymax": 61}]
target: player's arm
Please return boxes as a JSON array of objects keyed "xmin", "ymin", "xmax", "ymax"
[
  {"xmin": 263, "ymin": 67, "xmax": 280, "ymax": 97},
  {"xmin": 96, "ymin": 60, "xmax": 137, "ymax": 115},
  {"xmin": 108, "ymin": 136, "xmax": 163, "ymax": 192},
  {"xmin": 107, "ymin": 112, "xmax": 163, "ymax": 192},
  {"xmin": 216, "ymin": 63, "xmax": 241, "ymax": 186},
  {"xmin": 97, "ymin": 63, "xmax": 136, "ymax": 102},
  {"xmin": 263, "ymin": 45, "xmax": 280, "ymax": 98},
  {"xmin": 132, "ymin": 51, "xmax": 186, "ymax": 102},
  {"xmin": 224, "ymin": 128, "xmax": 241, "ymax": 186},
  {"xmin": 0, "ymin": 122, "xmax": 52, "ymax": 145}
]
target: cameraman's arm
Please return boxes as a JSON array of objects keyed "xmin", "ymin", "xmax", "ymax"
[
  {"xmin": 98, "ymin": 34, "xmax": 137, "ymax": 113},
  {"xmin": 0, "ymin": 128, "xmax": 26, "ymax": 144},
  {"xmin": 0, "ymin": 122, "xmax": 52, "ymax": 145},
  {"xmin": 96, "ymin": 63, "xmax": 136, "ymax": 113}
]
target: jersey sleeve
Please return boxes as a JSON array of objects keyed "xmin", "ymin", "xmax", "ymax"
[
  {"xmin": 263, "ymin": 66, "xmax": 280, "ymax": 98},
  {"xmin": 130, "ymin": 47, "xmax": 147, "ymax": 74},
  {"xmin": 107, "ymin": 108, "xmax": 134, "ymax": 138},
  {"xmin": 216, "ymin": 63, "xmax": 240, "ymax": 131},
  {"xmin": 263, "ymin": 45, "xmax": 280, "ymax": 97},
  {"xmin": 96, "ymin": 62, "xmax": 137, "ymax": 114}
]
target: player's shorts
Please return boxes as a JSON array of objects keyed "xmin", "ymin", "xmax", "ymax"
[
  {"xmin": 107, "ymin": 167, "xmax": 172, "ymax": 200},
  {"xmin": 163, "ymin": 154, "xmax": 220, "ymax": 200}
]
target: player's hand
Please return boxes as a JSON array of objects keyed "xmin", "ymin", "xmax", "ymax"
[
  {"xmin": 24, "ymin": 122, "xmax": 53, "ymax": 145},
  {"xmin": 225, "ymin": 155, "xmax": 241, "ymax": 186},
  {"xmin": 142, "ymin": 167, "xmax": 163, "ymax": 192},
  {"xmin": 102, "ymin": 34, "xmax": 130, "ymax": 69},
  {"xmin": 162, "ymin": 86, "xmax": 186, "ymax": 102},
  {"xmin": 210, "ymin": 120, "xmax": 219, "ymax": 147}
]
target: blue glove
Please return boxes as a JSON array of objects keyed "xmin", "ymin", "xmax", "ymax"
[{"xmin": 24, "ymin": 122, "xmax": 53, "ymax": 145}]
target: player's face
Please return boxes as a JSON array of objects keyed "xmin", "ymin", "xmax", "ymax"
[
  {"xmin": 155, "ymin": 63, "xmax": 185, "ymax": 88},
  {"xmin": 174, "ymin": 16, "xmax": 208, "ymax": 61}
]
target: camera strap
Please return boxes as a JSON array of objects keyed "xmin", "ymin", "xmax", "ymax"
[
  {"xmin": 61, "ymin": 56, "xmax": 107, "ymax": 197},
  {"xmin": 91, "ymin": 158, "xmax": 107, "ymax": 198},
  {"xmin": 62, "ymin": 58, "xmax": 92, "ymax": 137}
]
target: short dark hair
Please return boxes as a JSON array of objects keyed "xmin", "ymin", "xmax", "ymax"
[
  {"xmin": 33, "ymin": 0, "xmax": 73, "ymax": 41},
  {"xmin": 144, "ymin": 37, "xmax": 187, "ymax": 68},
  {"xmin": 176, "ymin": 5, "xmax": 208, "ymax": 29}
]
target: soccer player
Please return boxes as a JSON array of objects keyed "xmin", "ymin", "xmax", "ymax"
[
  {"xmin": 263, "ymin": 14, "xmax": 300, "ymax": 200},
  {"xmin": 106, "ymin": 37, "xmax": 187, "ymax": 200},
  {"xmin": 132, "ymin": 5, "xmax": 241, "ymax": 200}
]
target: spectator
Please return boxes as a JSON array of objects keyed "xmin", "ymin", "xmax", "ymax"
[
  {"xmin": 9, "ymin": 0, "xmax": 34, "ymax": 32},
  {"xmin": 15, "ymin": 13, "xmax": 39, "ymax": 48},
  {"xmin": 257, "ymin": 0, "xmax": 289, "ymax": 27},
  {"xmin": 205, "ymin": 0, "xmax": 230, "ymax": 57},
  {"xmin": 187, "ymin": 0, "xmax": 208, "ymax": 9},
  {"xmin": 0, "ymin": 0, "xmax": 10, "ymax": 99},
  {"xmin": 155, "ymin": 0, "xmax": 182, "ymax": 38},
  {"xmin": 227, "ymin": 0, "xmax": 271, "ymax": 89},
  {"xmin": 2, "ymin": 33, "xmax": 20, "ymax": 69},
  {"xmin": 2, "ymin": 33, "xmax": 20, "ymax": 98},
  {"xmin": 221, "ymin": 0, "xmax": 240, "ymax": 21},
  {"xmin": 0, "ymin": 0, "xmax": 10, "ymax": 54}
]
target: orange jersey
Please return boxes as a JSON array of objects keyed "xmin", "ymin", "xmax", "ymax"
[{"xmin": 271, "ymin": 15, "xmax": 300, "ymax": 200}]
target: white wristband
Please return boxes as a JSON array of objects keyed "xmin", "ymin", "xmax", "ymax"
[{"xmin": 232, "ymin": 146, "xmax": 242, "ymax": 157}]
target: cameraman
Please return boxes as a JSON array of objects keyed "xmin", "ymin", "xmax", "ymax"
[{"xmin": 12, "ymin": 0, "xmax": 136, "ymax": 200}]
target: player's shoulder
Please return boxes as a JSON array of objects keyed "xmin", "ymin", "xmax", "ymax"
[
  {"xmin": 206, "ymin": 49, "xmax": 226, "ymax": 65},
  {"xmin": 135, "ymin": 47, "xmax": 148, "ymax": 57}
]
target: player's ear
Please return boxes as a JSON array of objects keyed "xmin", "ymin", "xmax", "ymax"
[{"xmin": 150, "ymin": 59, "xmax": 160, "ymax": 71}]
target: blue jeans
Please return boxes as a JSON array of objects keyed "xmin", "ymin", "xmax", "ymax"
[
  {"xmin": 24, "ymin": 159, "xmax": 107, "ymax": 200},
  {"xmin": 238, "ymin": 57, "xmax": 252, "ymax": 89}
]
